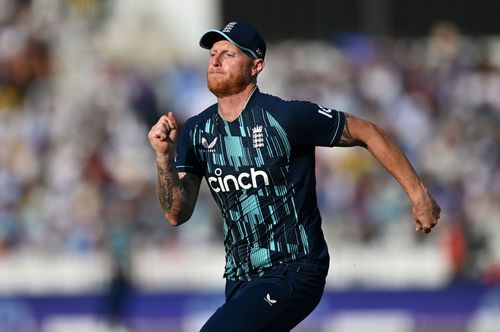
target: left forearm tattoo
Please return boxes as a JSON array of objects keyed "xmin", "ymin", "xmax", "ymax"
[{"xmin": 156, "ymin": 164, "xmax": 178, "ymax": 213}]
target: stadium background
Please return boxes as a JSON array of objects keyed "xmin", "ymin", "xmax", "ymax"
[{"xmin": 0, "ymin": 0, "xmax": 499, "ymax": 331}]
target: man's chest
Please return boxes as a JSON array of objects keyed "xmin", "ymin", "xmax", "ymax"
[
  {"xmin": 193, "ymin": 113, "xmax": 292, "ymax": 193},
  {"xmin": 194, "ymin": 111, "xmax": 290, "ymax": 173},
  {"xmin": 195, "ymin": 120, "xmax": 289, "ymax": 171}
]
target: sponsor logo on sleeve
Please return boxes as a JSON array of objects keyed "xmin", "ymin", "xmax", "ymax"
[{"xmin": 318, "ymin": 105, "xmax": 333, "ymax": 118}]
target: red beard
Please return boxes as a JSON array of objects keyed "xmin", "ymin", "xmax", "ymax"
[{"xmin": 207, "ymin": 68, "xmax": 252, "ymax": 98}]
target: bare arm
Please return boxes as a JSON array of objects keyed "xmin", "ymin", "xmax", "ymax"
[
  {"xmin": 148, "ymin": 112, "xmax": 201, "ymax": 226},
  {"xmin": 339, "ymin": 113, "xmax": 441, "ymax": 233}
]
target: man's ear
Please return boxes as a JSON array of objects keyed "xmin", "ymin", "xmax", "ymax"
[{"xmin": 252, "ymin": 59, "xmax": 265, "ymax": 76}]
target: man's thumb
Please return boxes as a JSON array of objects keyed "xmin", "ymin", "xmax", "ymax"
[{"xmin": 167, "ymin": 111, "xmax": 176, "ymax": 124}]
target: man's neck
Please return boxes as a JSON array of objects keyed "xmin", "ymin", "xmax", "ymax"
[{"xmin": 217, "ymin": 84, "xmax": 257, "ymax": 122}]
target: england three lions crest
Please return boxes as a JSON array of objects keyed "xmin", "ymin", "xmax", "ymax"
[{"xmin": 252, "ymin": 125, "xmax": 264, "ymax": 148}]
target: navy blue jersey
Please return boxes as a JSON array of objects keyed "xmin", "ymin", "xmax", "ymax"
[{"xmin": 176, "ymin": 88, "xmax": 345, "ymax": 280}]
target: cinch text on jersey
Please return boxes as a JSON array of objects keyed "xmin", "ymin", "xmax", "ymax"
[{"xmin": 208, "ymin": 167, "xmax": 270, "ymax": 193}]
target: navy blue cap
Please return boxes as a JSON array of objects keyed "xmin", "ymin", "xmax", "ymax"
[{"xmin": 199, "ymin": 21, "xmax": 266, "ymax": 59}]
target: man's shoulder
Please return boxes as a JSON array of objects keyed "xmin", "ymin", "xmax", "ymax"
[
  {"xmin": 257, "ymin": 90, "xmax": 312, "ymax": 107},
  {"xmin": 255, "ymin": 90, "xmax": 315, "ymax": 114}
]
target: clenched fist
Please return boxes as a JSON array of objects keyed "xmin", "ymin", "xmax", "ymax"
[
  {"xmin": 413, "ymin": 192, "xmax": 441, "ymax": 233},
  {"xmin": 148, "ymin": 112, "xmax": 178, "ymax": 156}
]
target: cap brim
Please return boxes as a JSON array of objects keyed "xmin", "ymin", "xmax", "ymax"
[
  {"xmin": 199, "ymin": 30, "xmax": 227, "ymax": 49},
  {"xmin": 199, "ymin": 29, "xmax": 258, "ymax": 59}
]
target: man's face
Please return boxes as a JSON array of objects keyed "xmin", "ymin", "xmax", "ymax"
[{"xmin": 207, "ymin": 40, "xmax": 256, "ymax": 98}]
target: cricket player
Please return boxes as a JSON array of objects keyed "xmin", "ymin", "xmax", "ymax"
[{"xmin": 148, "ymin": 21, "xmax": 441, "ymax": 331}]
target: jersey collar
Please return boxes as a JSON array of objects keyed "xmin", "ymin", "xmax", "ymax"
[{"xmin": 217, "ymin": 86, "xmax": 260, "ymax": 123}]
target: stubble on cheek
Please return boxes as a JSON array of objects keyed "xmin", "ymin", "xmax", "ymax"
[{"xmin": 207, "ymin": 67, "xmax": 252, "ymax": 98}]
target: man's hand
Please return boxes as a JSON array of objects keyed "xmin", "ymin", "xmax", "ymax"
[
  {"xmin": 148, "ymin": 112, "xmax": 178, "ymax": 155},
  {"xmin": 412, "ymin": 192, "xmax": 441, "ymax": 233}
]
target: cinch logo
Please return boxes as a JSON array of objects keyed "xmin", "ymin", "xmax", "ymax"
[{"xmin": 208, "ymin": 167, "xmax": 269, "ymax": 193}]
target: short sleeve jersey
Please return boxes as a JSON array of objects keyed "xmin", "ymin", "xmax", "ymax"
[{"xmin": 176, "ymin": 89, "xmax": 345, "ymax": 280}]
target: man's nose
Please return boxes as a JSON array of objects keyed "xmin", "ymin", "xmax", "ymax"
[{"xmin": 210, "ymin": 54, "xmax": 222, "ymax": 67}]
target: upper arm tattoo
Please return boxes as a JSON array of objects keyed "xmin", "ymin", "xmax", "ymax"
[
  {"xmin": 339, "ymin": 113, "xmax": 354, "ymax": 146},
  {"xmin": 338, "ymin": 113, "xmax": 367, "ymax": 147}
]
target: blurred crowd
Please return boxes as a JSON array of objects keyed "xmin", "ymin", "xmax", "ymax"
[{"xmin": 0, "ymin": 0, "xmax": 499, "ymax": 288}]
